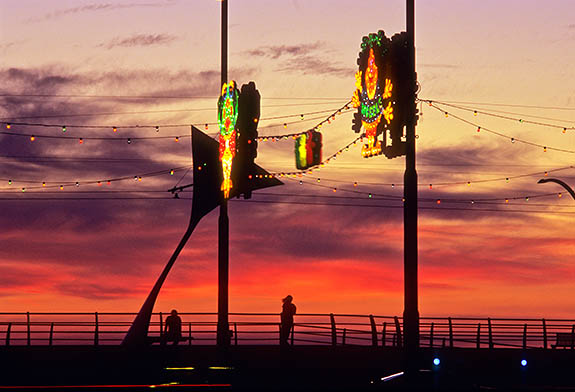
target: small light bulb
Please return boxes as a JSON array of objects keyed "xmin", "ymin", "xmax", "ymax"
[
  {"xmin": 6, "ymin": 123, "xmax": 11, "ymax": 129},
  {"xmin": 283, "ymin": 123, "xmax": 287, "ymax": 129},
  {"xmin": 75, "ymin": 182, "xmax": 79, "ymax": 187},
  {"xmin": 444, "ymin": 112, "xmax": 448, "ymax": 118},
  {"xmin": 563, "ymin": 128, "xmax": 567, "ymax": 134},
  {"xmin": 138, "ymin": 176, "xmax": 142, "ymax": 182},
  {"xmin": 544, "ymin": 171, "xmax": 548, "ymax": 176},
  {"xmin": 62, "ymin": 126, "xmax": 67, "ymax": 133},
  {"xmin": 30, "ymin": 135, "xmax": 35, "ymax": 141},
  {"xmin": 42, "ymin": 182, "xmax": 46, "ymax": 187},
  {"xmin": 21, "ymin": 187, "xmax": 26, "ymax": 192},
  {"xmin": 429, "ymin": 184, "xmax": 433, "ymax": 189},
  {"xmin": 253, "ymin": 118, "xmax": 258, "ymax": 123},
  {"xmin": 353, "ymin": 182, "xmax": 358, "ymax": 187},
  {"xmin": 525, "ymin": 197, "xmax": 529, "ymax": 201},
  {"xmin": 368, "ymin": 193, "xmax": 372, "ymax": 198},
  {"xmin": 79, "ymin": 138, "xmax": 83, "ymax": 144},
  {"xmin": 558, "ymin": 193, "xmax": 562, "ymax": 198},
  {"xmin": 477, "ymin": 127, "xmax": 481, "ymax": 132},
  {"xmin": 333, "ymin": 187, "xmax": 337, "ymax": 192},
  {"xmin": 175, "ymin": 137, "xmax": 179, "ymax": 142},
  {"xmin": 8, "ymin": 180, "xmax": 12, "ymax": 185},
  {"xmin": 60, "ymin": 185, "xmax": 64, "ymax": 190},
  {"xmin": 113, "ymin": 127, "xmax": 117, "ymax": 133},
  {"xmin": 543, "ymin": 146, "xmax": 547, "ymax": 152},
  {"xmin": 170, "ymin": 169, "xmax": 174, "ymax": 175},
  {"xmin": 155, "ymin": 126, "xmax": 160, "ymax": 132},
  {"xmin": 505, "ymin": 198, "xmax": 509, "ymax": 203},
  {"xmin": 467, "ymin": 182, "xmax": 471, "ymax": 186},
  {"xmin": 97, "ymin": 181, "xmax": 102, "ymax": 186},
  {"xmin": 300, "ymin": 114, "xmax": 304, "ymax": 120},
  {"xmin": 511, "ymin": 138, "xmax": 515, "ymax": 143},
  {"xmin": 473, "ymin": 111, "xmax": 477, "ymax": 116},
  {"xmin": 436, "ymin": 199, "xmax": 441, "ymax": 204},
  {"xmin": 107, "ymin": 181, "xmax": 111, "ymax": 185},
  {"xmin": 205, "ymin": 124, "xmax": 208, "ymax": 130},
  {"xmin": 127, "ymin": 138, "xmax": 131, "ymax": 144}
]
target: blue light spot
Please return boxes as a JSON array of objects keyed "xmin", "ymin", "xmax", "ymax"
[
  {"xmin": 433, "ymin": 358, "xmax": 440, "ymax": 366},
  {"xmin": 521, "ymin": 359, "xmax": 527, "ymax": 367}
]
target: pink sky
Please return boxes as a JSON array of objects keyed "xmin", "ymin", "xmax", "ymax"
[{"xmin": 0, "ymin": 0, "xmax": 575, "ymax": 319}]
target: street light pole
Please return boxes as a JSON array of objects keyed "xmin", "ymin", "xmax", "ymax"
[
  {"xmin": 217, "ymin": 0, "xmax": 230, "ymax": 348},
  {"xmin": 403, "ymin": 0, "xmax": 420, "ymax": 374}
]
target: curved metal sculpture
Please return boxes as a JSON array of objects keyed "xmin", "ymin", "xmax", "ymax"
[{"xmin": 538, "ymin": 178, "xmax": 575, "ymax": 200}]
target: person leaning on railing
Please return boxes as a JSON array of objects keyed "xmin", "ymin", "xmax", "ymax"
[{"xmin": 280, "ymin": 295, "xmax": 296, "ymax": 346}]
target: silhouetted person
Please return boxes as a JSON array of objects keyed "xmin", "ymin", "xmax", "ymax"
[
  {"xmin": 280, "ymin": 295, "xmax": 296, "ymax": 346},
  {"xmin": 162, "ymin": 309, "xmax": 182, "ymax": 346}
]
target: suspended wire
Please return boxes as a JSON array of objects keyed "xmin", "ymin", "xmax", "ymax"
[
  {"xmin": 419, "ymin": 99, "xmax": 575, "ymax": 111},
  {"xmin": 421, "ymin": 100, "xmax": 575, "ymax": 132},
  {"xmin": 0, "ymin": 93, "xmax": 349, "ymax": 101},
  {"xmin": 0, "ymin": 101, "xmax": 350, "ymax": 121},
  {"xmin": 428, "ymin": 103, "xmax": 575, "ymax": 154},
  {"xmin": 0, "ymin": 106, "xmax": 351, "ymax": 142},
  {"xmin": 0, "ymin": 166, "xmax": 190, "ymax": 191}
]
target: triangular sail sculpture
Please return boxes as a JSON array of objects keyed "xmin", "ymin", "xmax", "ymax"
[{"xmin": 122, "ymin": 126, "xmax": 281, "ymax": 346}]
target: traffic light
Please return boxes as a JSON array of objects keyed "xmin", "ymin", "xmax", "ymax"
[
  {"xmin": 295, "ymin": 130, "xmax": 322, "ymax": 170},
  {"xmin": 235, "ymin": 81, "xmax": 260, "ymax": 199}
]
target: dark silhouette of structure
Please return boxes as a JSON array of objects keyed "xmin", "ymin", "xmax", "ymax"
[
  {"xmin": 280, "ymin": 295, "xmax": 296, "ymax": 346},
  {"xmin": 162, "ymin": 309, "xmax": 182, "ymax": 346},
  {"xmin": 538, "ymin": 178, "xmax": 575, "ymax": 200}
]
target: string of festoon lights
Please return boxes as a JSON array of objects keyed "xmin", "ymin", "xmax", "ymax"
[
  {"xmin": 288, "ymin": 175, "xmax": 574, "ymax": 206},
  {"xmin": 0, "ymin": 106, "xmax": 350, "ymax": 144},
  {"xmin": 420, "ymin": 99, "xmax": 575, "ymax": 133},
  {"xmin": 256, "ymin": 101, "xmax": 352, "ymax": 142},
  {"xmin": 283, "ymin": 163, "xmax": 574, "ymax": 190},
  {"xmin": 0, "ymin": 166, "xmax": 191, "ymax": 192},
  {"xmin": 426, "ymin": 102, "xmax": 575, "ymax": 154}
]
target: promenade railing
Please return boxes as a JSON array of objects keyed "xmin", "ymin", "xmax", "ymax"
[{"xmin": 0, "ymin": 312, "xmax": 573, "ymax": 349}]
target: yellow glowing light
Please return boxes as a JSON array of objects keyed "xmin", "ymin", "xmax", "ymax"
[
  {"xmin": 365, "ymin": 48, "xmax": 378, "ymax": 100},
  {"xmin": 383, "ymin": 101, "xmax": 394, "ymax": 124},
  {"xmin": 209, "ymin": 366, "xmax": 234, "ymax": 370},
  {"xmin": 165, "ymin": 367, "xmax": 195, "ymax": 371},
  {"xmin": 382, "ymin": 78, "xmax": 393, "ymax": 99}
]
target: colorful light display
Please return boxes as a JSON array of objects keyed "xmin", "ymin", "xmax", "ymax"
[
  {"xmin": 218, "ymin": 81, "xmax": 240, "ymax": 199},
  {"xmin": 295, "ymin": 130, "xmax": 322, "ymax": 170},
  {"xmin": 352, "ymin": 30, "xmax": 411, "ymax": 159}
]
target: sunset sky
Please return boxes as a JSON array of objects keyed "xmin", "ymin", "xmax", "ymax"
[{"xmin": 1, "ymin": 0, "xmax": 575, "ymax": 320}]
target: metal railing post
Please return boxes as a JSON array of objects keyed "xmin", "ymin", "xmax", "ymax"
[
  {"xmin": 159, "ymin": 312, "xmax": 163, "ymax": 340},
  {"xmin": 382, "ymin": 322, "xmax": 387, "ymax": 347},
  {"xmin": 394, "ymin": 316, "xmax": 402, "ymax": 348},
  {"xmin": 430, "ymin": 322, "xmax": 434, "ymax": 348},
  {"xmin": 6, "ymin": 323, "xmax": 11, "ymax": 346},
  {"xmin": 94, "ymin": 312, "xmax": 99, "ymax": 346},
  {"xmin": 189, "ymin": 322, "xmax": 193, "ymax": 346},
  {"xmin": 571, "ymin": 324, "xmax": 574, "ymax": 350},
  {"xmin": 448, "ymin": 317, "xmax": 453, "ymax": 348},
  {"xmin": 369, "ymin": 315, "xmax": 378, "ymax": 347},
  {"xmin": 488, "ymin": 318, "xmax": 493, "ymax": 349},
  {"xmin": 234, "ymin": 322, "xmax": 237, "ymax": 346},
  {"xmin": 330, "ymin": 313, "xmax": 337, "ymax": 346},
  {"xmin": 290, "ymin": 324, "xmax": 294, "ymax": 346},
  {"xmin": 476, "ymin": 323, "xmax": 480, "ymax": 349},
  {"xmin": 26, "ymin": 312, "xmax": 31, "ymax": 346},
  {"xmin": 542, "ymin": 318, "xmax": 547, "ymax": 349},
  {"xmin": 523, "ymin": 323, "xmax": 527, "ymax": 349},
  {"xmin": 49, "ymin": 322, "xmax": 54, "ymax": 346},
  {"xmin": 278, "ymin": 323, "xmax": 281, "ymax": 345},
  {"xmin": 342, "ymin": 328, "xmax": 347, "ymax": 346}
]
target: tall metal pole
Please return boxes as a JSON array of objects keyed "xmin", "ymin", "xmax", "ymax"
[
  {"xmin": 217, "ymin": 0, "xmax": 230, "ymax": 348},
  {"xmin": 403, "ymin": 0, "xmax": 419, "ymax": 373}
]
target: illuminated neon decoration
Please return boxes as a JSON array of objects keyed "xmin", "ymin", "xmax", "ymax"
[
  {"xmin": 352, "ymin": 31, "xmax": 395, "ymax": 158},
  {"xmin": 295, "ymin": 130, "xmax": 322, "ymax": 170},
  {"xmin": 218, "ymin": 81, "xmax": 239, "ymax": 199}
]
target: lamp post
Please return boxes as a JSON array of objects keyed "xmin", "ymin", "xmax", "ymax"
[{"xmin": 537, "ymin": 178, "xmax": 575, "ymax": 200}]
